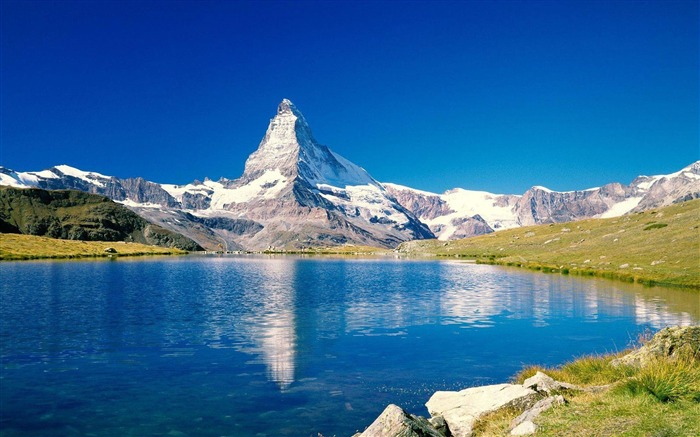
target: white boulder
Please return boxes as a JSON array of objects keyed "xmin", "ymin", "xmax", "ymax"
[{"xmin": 425, "ymin": 384, "xmax": 538, "ymax": 437}]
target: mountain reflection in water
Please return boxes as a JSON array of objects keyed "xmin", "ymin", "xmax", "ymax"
[
  {"xmin": 181, "ymin": 258, "xmax": 698, "ymax": 390},
  {"xmin": 1, "ymin": 256, "xmax": 697, "ymax": 437}
]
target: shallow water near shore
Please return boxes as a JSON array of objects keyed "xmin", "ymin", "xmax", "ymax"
[{"xmin": 1, "ymin": 256, "xmax": 698, "ymax": 436}]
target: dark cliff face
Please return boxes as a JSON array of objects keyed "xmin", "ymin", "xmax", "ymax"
[{"xmin": 0, "ymin": 187, "xmax": 202, "ymax": 251}]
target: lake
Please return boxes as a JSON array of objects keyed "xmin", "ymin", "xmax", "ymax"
[{"xmin": 1, "ymin": 256, "xmax": 698, "ymax": 436}]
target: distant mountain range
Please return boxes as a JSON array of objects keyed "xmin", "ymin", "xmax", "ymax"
[
  {"xmin": 386, "ymin": 160, "xmax": 700, "ymax": 240},
  {"xmin": 2, "ymin": 99, "xmax": 698, "ymax": 250}
]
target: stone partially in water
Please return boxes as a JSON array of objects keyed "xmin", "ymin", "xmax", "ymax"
[
  {"xmin": 357, "ymin": 404, "xmax": 443, "ymax": 437},
  {"xmin": 425, "ymin": 384, "xmax": 538, "ymax": 437}
]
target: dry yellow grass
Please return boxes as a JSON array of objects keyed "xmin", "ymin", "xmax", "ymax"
[{"xmin": 0, "ymin": 233, "xmax": 187, "ymax": 260}]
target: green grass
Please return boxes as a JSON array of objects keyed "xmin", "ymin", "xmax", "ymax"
[
  {"xmin": 514, "ymin": 353, "xmax": 637, "ymax": 387},
  {"xmin": 0, "ymin": 186, "xmax": 202, "ymax": 250},
  {"xmin": 0, "ymin": 233, "xmax": 187, "ymax": 260},
  {"xmin": 618, "ymin": 354, "xmax": 700, "ymax": 403},
  {"xmin": 398, "ymin": 199, "xmax": 700, "ymax": 289},
  {"xmin": 644, "ymin": 223, "xmax": 669, "ymax": 231},
  {"xmin": 533, "ymin": 394, "xmax": 700, "ymax": 437},
  {"xmin": 473, "ymin": 340, "xmax": 700, "ymax": 436}
]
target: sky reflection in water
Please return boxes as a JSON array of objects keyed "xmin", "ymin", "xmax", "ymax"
[{"xmin": 0, "ymin": 256, "xmax": 697, "ymax": 436}]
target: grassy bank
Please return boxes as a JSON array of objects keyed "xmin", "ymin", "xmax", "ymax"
[
  {"xmin": 398, "ymin": 199, "xmax": 700, "ymax": 289},
  {"xmin": 0, "ymin": 233, "xmax": 188, "ymax": 260},
  {"xmin": 473, "ymin": 330, "xmax": 700, "ymax": 436}
]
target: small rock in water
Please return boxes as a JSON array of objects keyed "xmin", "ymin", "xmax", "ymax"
[{"xmin": 357, "ymin": 404, "xmax": 443, "ymax": 437}]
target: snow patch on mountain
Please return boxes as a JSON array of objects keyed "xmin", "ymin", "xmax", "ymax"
[
  {"xmin": 54, "ymin": 165, "xmax": 110, "ymax": 187},
  {"xmin": 318, "ymin": 183, "xmax": 411, "ymax": 226},
  {"xmin": 162, "ymin": 170, "xmax": 290, "ymax": 209},
  {"xmin": 116, "ymin": 199, "xmax": 165, "ymax": 209},
  {"xmin": 0, "ymin": 171, "xmax": 31, "ymax": 187},
  {"xmin": 211, "ymin": 170, "xmax": 289, "ymax": 208},
  {"xmin": 161, "ymin": 181, "xmax": 217, "ymax": 201},
  {"xmin": 440, "ymin": 188, "xmax": 521, "ymax": 230},
  {"xmin": 30, "ymin": 170, "xmax": 60, "ymax": 180},
  {"xmin": 597, "ymin": 196, "xmax": 644, "ymax": 218},
  {"xmin": 384, "ymin": 183, "xmax": 520, "ymax": 240}
]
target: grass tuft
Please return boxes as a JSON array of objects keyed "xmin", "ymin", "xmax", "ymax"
[
  {"xmin": 617, "ymin": 353, "xmax": 700, "ymax": 403},
  {"xmin": 644, "ymin": 223, "xmax": 669, "ymax": 231},
  {"xmin": 514, "ymin": 353, "xmax": 636, "ymax": 386}
]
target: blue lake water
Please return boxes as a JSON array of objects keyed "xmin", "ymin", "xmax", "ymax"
[{"xmin": 1, "ymin": 256, "xmax": 698, "ymax": 436}]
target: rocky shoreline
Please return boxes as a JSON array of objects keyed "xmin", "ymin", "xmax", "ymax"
[
  {"xmin": 353, "ymin": 326, "xmax": 700, "ymax": 437},
  {"xmin": 354, "ymin": 372, "xmax": 580, "ymax": 437}
]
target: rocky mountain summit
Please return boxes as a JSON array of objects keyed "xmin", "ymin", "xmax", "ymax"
[
  {"xmin": 1, "ymin": 100, "xmax": 433, "ymax": 250},
  {"xmin": 1, "ymin": 100, "xmax": 698, "ymax": 248}
]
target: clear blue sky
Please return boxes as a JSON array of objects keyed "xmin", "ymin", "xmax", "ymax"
[{"xmin": 1, "ymin": 0, "xmax": 698, "ymax": 194}]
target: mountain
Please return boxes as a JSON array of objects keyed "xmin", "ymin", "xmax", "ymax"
[
  {"xmin": 385, "ymin": 161, "xmax": 700, "ymax": 240},
  {"xmin": 1, "ymin": 99, "xmax": 697, "ymax": 246},
  {"xmin": 0, "ymin": 100, "xmax": 433, "ymax": 250},
  {"xmin": 0, "ymin": 186, "xmax": 202, "ymax": 250}
]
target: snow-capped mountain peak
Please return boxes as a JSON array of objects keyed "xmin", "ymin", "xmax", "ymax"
[{"xmin": 240, "ymin": 99, "xmax": 378, "ymax": 189}]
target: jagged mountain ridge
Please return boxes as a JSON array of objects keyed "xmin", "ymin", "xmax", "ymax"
[
  {"xmin": 385, "ymin": 161, "xmax": 700, "ymax": 239},
  {"xmin": 1, "ymin": 99, "xmax": 698, "ymax": 246}
]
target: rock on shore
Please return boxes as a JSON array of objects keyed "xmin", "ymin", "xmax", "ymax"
[{"xmin": 356, "ymin": 326, "xmax": 699, "ymax": 437}]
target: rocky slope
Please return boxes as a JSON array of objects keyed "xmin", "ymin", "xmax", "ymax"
[
  {"xmin": 385, "ymin": 161, "xmax": 700, "ymax": 240},
  {"xmin": 0, "ymin": 186, "xmax": 202, "ymax": 250}
]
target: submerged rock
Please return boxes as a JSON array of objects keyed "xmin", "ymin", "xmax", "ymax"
[
  {"xmin": 425, "ymin": 384, "xmax": 538, "ymax": 437},
  {"xmin": 611, "ymin": 326, "xmax": 700, "ymax": 368},
  {"xmin": 356, "ymin": 404, "xmax": 444, "ymax": 437}
]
